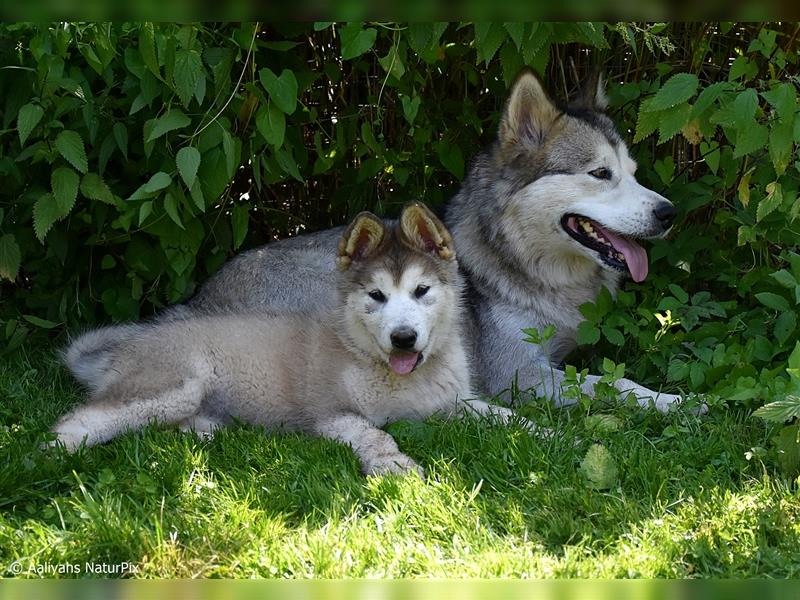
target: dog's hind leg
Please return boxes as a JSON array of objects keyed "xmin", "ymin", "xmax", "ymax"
[
  {"xmin": 314, "ymin": 413, "xmax": 424, "ymax": 477},
  {"xmin": 50, "ymin": 376, "xmax": 208, "ymax": 452},
  {"xmin": 533, "ymin": 365, "xmax": 693, "ymax": 413}
]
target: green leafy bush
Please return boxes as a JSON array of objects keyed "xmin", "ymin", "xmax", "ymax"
[{"xmin": 0, "ymin": 22, "xmax": 799, "ymax": 423}]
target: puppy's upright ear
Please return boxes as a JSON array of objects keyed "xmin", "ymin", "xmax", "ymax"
[
  {"xmin": 337, "ymin": 212, "xmax": 386, "ymax": 270},
  {"xmin": 399, "ymin": 202, "xmax": 455, "ymax": 261},
  {"xmin": 498, "ymin": 69, "xmax": 561, "ymax": 151},
  {"xmin": 569, "ymin": 68, "xmax": 608, "ymax": 112}
]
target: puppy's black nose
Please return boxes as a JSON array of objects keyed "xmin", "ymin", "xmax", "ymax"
[
  {"xmin": 390, "ymin": 327, "xmax": 417, "ymax": 350},
  {"xmin": 653, "ymin": 202, "xmax": 676, "ymax": 227}
]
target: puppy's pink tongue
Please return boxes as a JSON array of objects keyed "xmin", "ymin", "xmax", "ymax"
[
  {"xmin": 595, "ymin": 225, "xmax": 649, "ymax": 282},
  {"xmin": 389, "ymin": 351, "xmax": 419, "ymax": 375}
]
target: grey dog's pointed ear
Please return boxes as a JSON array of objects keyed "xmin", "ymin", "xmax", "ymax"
[
  {"xmin": 498, "ymin": 69, "xmax": 561, "ymax": 150},
  {"xmin": 399, "ymin": 202, "xmax": 455, "ymax": 261},
  {"xmin": 337, "ymin": 212, "xmax": 386, "ymax": 270},
  {"xmin": 569, "ymin": 68, "xmax": 608, "ymax": 112}
]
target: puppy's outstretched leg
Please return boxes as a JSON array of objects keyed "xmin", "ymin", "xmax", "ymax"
[
  {"xmin": 49, "ymin": 377, "xmax": 207, "ymax": 452},
  {"xmin": 314, "ymin": 413, "xmax": 424, "ymax": 477}
]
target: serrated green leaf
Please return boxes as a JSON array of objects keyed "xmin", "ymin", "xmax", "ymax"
[
  {"xmin": 504, "ymin": 22, "xmax": 525, "ymax": 50},
  {"xmin": 667, "ymin": 359, "xmax": 689, "ymax": 382},
  {"xmin": 762, "ymin": 82, "xmax": 797, "ymax": 123},
  {"xmin": 54, "ymin": 130, "xmax": 88, "ymax": 174},
  {"xmin": 575, "ymin": 22, "xmax": 608, "ymax": 48},
  {"xmin": 577, "ymin": 321, "xmax": 601, "ymax": 345},
  {"xmin": 113, "ymin": 122, "xmax": 129, "ymax": 159},
  {"xmin": 339, "ymin": 24, "xmax": 378, "ymax": 60},
  {"xmin": 755, "ymin": 291, "xmax": 789, "ymax": 311},
  {"xmin": 0, "ymin": 234, "xmax": 21, "ymax": 280},
  {"xmin": 500, "ymin": 40, "xmax": 523, "ymax": 87},
  {"xmin": 690, "ymin": 81, "xmax": 730, "ymax": 118},
  {"xmin": 734, "ymin": 121, "xmax": 769, "ymax": 158},
  {"xmin": 634, "ymin": 108, "xmax": 660, "ymax": 143},
  {"xmin": 754, "ymin": 397, "xmax": 800, "ymax": 423},
  {"xmin": 602, "ymin": 326, "xmax": 625, "ymax": 346},
  {"xmin": 80, "ymin": 173, "xmax": 115, "ymax": 205},
  {"xmin": 138, "ymin": 22, "xmax": 160, "ymax": 79},
  {"xmin": 17, "ymin": 103, "xmax": 44, "ymax": 146},
  {"xmin": 33, "ymin": 194, "xmax": 59, "ymax": 242},
  {"xmin": 176, "ymin": 146, "xmax": 201, "ymax": 189},
  {"xmin": 256, "ymin": 102, "xmax": 286, "ymax": 148},
  {"xmin": 643, "ymin": 73, "xmax": 699, "ymax": 112},
  {"xmin": 689, "ymin": 362, "xmax": 705, "ymax": 388},
  {"xmin": 474, "ymin": 22, "xmax": 506, "ymax": 65},
  {"xmin": 580, "ymin": 443, "xmax": 618, "ymax": 490},
  {"xmin": 584, "ymin": 414, "xmax": 622, "ymax": 435},
  {"xmin": 771, "ymin": 269, "xmax": 797, "ymax": 289},
  {"xmin": 231, "ymin": 203, "xmax": 250, "ymax": 249},
  {"xmin": 657, "ymin": 103, "xmax": 692, "ymax": 144},
  {"xmin": 173, "ymin": 49, "xmax": 203, "ymax": 107},
  {"xmin": 51, "ymin": 167, "xmax": 79, "ymax": 217},
  {"xmin": 668, "ymin": 283, "xmax": 689, "ymax": 304},
  {"xmin": 146, "ymin": 109, "xmax": 191, "ymax": 142},
  {"xmin": 769, "ymin": 120, "xmax": 794, "ymax": 176},
  {"xmin": 734, "ymin": 88, "xmax": 759, "ymax": 122},
  {"xmin": 258, "ymin": 68, "xmax": 298, "ymax": 115}
]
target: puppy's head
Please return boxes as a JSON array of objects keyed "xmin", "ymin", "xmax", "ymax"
[{"xmin": 337, "ymin": 202, "xmax": 460, "ymax": 375}]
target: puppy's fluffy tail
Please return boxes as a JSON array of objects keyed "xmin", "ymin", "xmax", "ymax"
[{"xmin": 62, "ymin": 324, "xmax": 142, "ymax": 392}]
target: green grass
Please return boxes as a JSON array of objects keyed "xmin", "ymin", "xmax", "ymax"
[{"xmin": 1, "ymin": 346, "xmax": 799, "ymax": 579}]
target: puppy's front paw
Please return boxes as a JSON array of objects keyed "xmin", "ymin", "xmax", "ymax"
[{"xmin": 365, "ymin": 452, "xmax": 425, "ymax": 478}]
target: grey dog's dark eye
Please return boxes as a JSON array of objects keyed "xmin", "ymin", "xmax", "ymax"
[
  {"xmin": 414, "ymin": 285, "xmax": 430, "ymax": 299},
  {"xmin": 588, "ymin": 168, "xmax": 612, "ymax": 180},
  {"xmin": 368, "ymin": 289, "xmax": 386, "ymax": 302}
]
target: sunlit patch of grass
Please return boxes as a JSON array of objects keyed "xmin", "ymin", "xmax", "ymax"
[{"xmin": 1, "ymin": 347, "xmax": 797, "ymax": 578}]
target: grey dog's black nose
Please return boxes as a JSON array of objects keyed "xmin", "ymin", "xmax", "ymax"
[
  {"xmin": 390, "ymin": 327, "xmax": 417, "ymax": 350},
  {"xmin": 653, "ymin": 202, "xmax": 676, "ymax": 227}
]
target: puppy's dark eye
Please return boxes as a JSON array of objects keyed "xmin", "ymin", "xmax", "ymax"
[
  {"xmin": 588, "ymin": 168, "xmax": 612, "ymax": 180},
  {"xmin": 414, "ymin": 285, "xmax": 430, "ymax": 299},
  {"xmin": 368, "ymin": 289, "xmax": 386, "ymax": 303}
]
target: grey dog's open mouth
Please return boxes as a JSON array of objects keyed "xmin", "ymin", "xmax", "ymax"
[{"xmin": 560, "ymin": 214, "xmax": 649, "ymax": 282}]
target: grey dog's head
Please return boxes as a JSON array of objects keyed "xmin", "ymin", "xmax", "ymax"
[
  {"xmin": 491, "ymin": 69, "xmax": 675, "ymax": 284},
  {"xmin": 335, "ymin": 203, "xmax": 462, "ymax": 375}
]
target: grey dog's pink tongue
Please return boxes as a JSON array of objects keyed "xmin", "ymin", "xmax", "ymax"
[
  {"xmin": 594, "ymin": 224, "xmax": 649, "ymax": 282},
  {"xmin": 389, "ymin": 351, "xmax": 419, "ymax": 375}
]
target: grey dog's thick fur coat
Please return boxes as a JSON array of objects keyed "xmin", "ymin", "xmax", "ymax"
[{"xmin": 180, "ymin": 70, "xmax": 686, "ymax": 412}]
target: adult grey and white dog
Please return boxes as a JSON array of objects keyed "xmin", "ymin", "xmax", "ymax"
[
  {"xmin": 53, "ymin": 203, "xmax": 528, "ymax": 476},
  {"xmin": 177, "ymin": 69, "xmax": 686, "ymax": 412}
]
